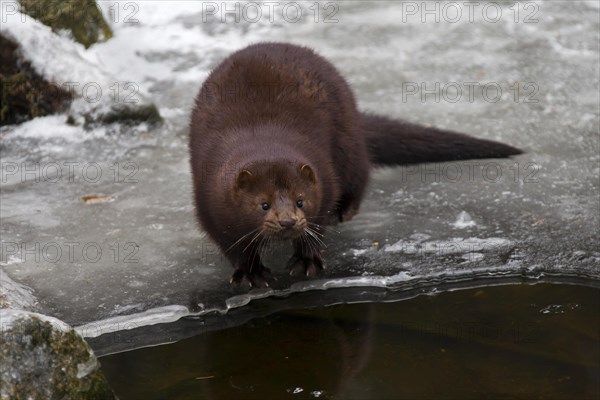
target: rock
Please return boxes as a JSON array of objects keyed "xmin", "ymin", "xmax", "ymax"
[
  {"xmin": 19, "ymin": 0, "xmax": 113, "ymax": 48},
  {"xmin": 0, "ymin": 34, "xmax": 73, "ymax": 126},
  {"xmin": 1, "ymin": 8, "xmax": 162, "ymax": 129},
  {"xmin": 0, "ymin": 309, "xmax": 117, "ymax": 399}
]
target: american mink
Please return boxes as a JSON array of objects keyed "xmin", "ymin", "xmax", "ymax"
[{"xmin": 189, "ymin": 42, "xmax": 521, "ymax": 287}]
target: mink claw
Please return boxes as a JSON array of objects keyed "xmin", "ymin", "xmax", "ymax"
[
  {"xmin": 286, "ymin": 256, "xmax": 306, "ymax": 277},
  {"xmin": 230, "ymin": 265, "xmax": 274, "ymax": 289},
  {"xmin": 287, "ymin": 254, "xmax": 325, "ymax": 277}
]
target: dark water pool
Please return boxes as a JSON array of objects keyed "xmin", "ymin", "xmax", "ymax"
[{"xmin": 100, "ymin": 283, "xmax": 599, "ymax": 399}]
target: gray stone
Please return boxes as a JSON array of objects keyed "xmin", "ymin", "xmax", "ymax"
[{"xmin": 0, "ymin": 309, "xmax": 116, "ymax": 400}]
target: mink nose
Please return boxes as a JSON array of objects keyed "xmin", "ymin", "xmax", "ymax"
[{"xmin": 279, "ymin": 218, "xmax": 297, "ymax": 229}]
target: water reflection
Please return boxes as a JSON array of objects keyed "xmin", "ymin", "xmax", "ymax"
[{"xmin": 101, "ymin": 284, "xmax": 599, "ymax": 399}]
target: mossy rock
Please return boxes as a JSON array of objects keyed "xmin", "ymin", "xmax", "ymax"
[
  {"xmin": 19, "ymin": 0, "xmax": 113, "ymax": 48},
  {"xmin": 0, "ymin": 293, "xmax": 9, "ymax": 309},
  {"xmin": 0, "ymin": 34, "xmax": 73, "ymax": 126},
  {"xmin": 0, "ymin": 310, "xmax": 117, "ymax": 399},
  {"xmin": 98, "ymin": 103, "xmax": 163, "ymax": 126}
]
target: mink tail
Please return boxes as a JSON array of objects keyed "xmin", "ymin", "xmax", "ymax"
[{"xmin": 361, "ymin": 113, "xmax": 523, "ymax": 166}]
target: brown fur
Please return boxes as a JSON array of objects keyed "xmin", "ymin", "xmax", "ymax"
[{"xmin": 189, "ymin": 42, "xmax": 521, "ymax": 287}]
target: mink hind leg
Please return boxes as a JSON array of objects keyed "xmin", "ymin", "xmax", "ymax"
[
  {"xmin": 335, "ymin": 156, "xmax": 371, "ymax": 223},
  {"xmin": 331, "ymin": 127, "xmax": 372, "ymax": 223}
]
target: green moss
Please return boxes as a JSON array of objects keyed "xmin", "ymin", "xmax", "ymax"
[
  {"xmin": 0, "ymin": 316, "xmax": 116, "ymax": 399},
  {"xmin": 0, "ymin": 34, "xmax": 73, "ymax": 126},
  {"xmin": 66, "ymin": 115, "xmax": 77, "ymax": 125},
  {"xmin": 19, "ymin": 0, "xmax": 113, "ymax": 48},
  {"xmin": 98, "ymin": 103, "xmax": 164, "ymax": 126}
]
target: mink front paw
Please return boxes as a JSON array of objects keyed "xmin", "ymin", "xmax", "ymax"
[
  {"xmin": 230, "ymin": 264, "xmax": 274, "ymax": 288},
  {"xmin": 286, "ymin": 252, "xmax": 326, "ymax": 277}
]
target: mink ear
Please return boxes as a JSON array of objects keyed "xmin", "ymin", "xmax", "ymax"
[
  {"xmin": 235, "ymin": 169, "xmax": 254, "ymax": 190},
  {"xmin": 299, "ymin": 164, "xmax": 316, "ymax": 184}
]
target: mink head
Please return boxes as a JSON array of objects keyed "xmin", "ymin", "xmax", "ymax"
[{"xmin": 232, "ymin": 161, "xmax": 321, "ymax": 240}]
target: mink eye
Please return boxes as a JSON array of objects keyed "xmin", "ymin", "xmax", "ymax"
[
  {"xmin": 261, "ymin": 202, "xmax": 270, "ymax": 211},
  {"xmin": 296, "ymin": 199, "xmax": 304, "ymax": 208}
]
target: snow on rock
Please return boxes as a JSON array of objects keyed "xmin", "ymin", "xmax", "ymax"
[
  {"xmin": 1, "ymin": 10, "xmax": 160, "ymax": 127},
  {"xmin": 0, "ymin": 308, "xmax": 71, "ymax": 332}
]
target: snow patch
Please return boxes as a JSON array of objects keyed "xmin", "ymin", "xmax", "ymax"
[
  {"xmin": 452, "ymin": 211, "xmax": 477, "ymax": 229},
  {"xmin": 1, "ymin": 116, "xmax": 91, "ymax": 142},
  {"xmin": 0, "ymin": 268, "xmax": 38, "ymax": 310},
  {"xmin": 76, "ymin": 357, "xmax": 99, "ymax": 379},
  {"xmin": 385, "ymin": 237, "xmax": 513, "ymax": 256},
  {"xmin": 0, "ymin": 308, "xmax": 71, "ymax": 332}
]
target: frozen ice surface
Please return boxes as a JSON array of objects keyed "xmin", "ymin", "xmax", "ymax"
[{"xmin": 1, "ymin": 1, "xmax": 598, "ymax": 345}]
